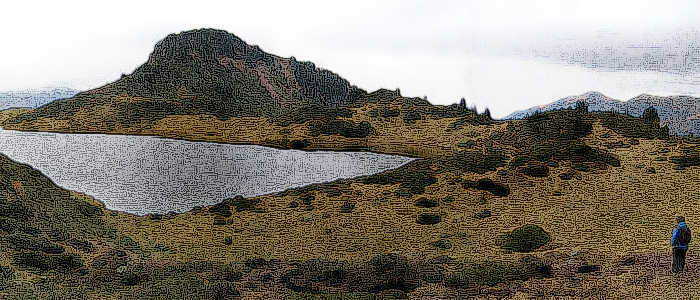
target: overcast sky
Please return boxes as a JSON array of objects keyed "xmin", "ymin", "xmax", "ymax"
[{"xmin": 2, "ymin": 0, "xmax": 700, "ymax": 117}]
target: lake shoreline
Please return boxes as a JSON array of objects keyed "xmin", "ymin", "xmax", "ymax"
[{"xmin": 0, "ymin": 128, "xmax": 414, "ymax": 216}]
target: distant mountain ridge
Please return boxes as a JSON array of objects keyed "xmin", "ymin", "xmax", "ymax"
[
  {"xmin": 0, "ymin": 87, "xmax": 78, "ymax": 110},
  {"xmin": 505, "ymin": 92, "xmax": 700, "ymax": 136}
]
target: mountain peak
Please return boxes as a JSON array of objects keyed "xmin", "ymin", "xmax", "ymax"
[{"xmin": 147, "ymin": 28, "xmax": 272, "ymax": 65}]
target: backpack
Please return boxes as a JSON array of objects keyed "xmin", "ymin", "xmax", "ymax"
[{"xmin": 678, "ymin": 226, "xmax": 692, "ymax": 245}]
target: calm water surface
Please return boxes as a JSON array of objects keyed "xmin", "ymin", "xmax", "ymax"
[{"xmin": 0, "ymin": 129, "xmax": 412, "ymax": 215}]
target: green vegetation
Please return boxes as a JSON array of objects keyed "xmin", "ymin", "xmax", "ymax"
[
  {"xmin": 440, "ymin": 151, "xmax": 507, "ymax": 174},
  {"xmin": 455, "ymin": 258, "xmax": 551, "ymax": 287},
  {"xmin": 519, "ymin": 163, "xmax": 550, "ymax": 177},
  {"xmin": 340, "ymin": 201, "xmax": 356, "ymax": 213},
  {"xmin": 230, "ymin": 196, "xmax": 261, "ymax": 212},
  {"xmin": 362, "ymin": 161, "xmax": 437, "ymax": 195},
  {"xmin": 597, "ymin": 107, "xmax": 669, "ymax": 139},
  {"xmin": 415, "ymin": 198, "xmax": 439, "ymax": 208},
  {"xmin": 12, "ymin": 251, "xmax": 83, "ymax": 272},
  {"xmin": 511, "ymin": 140, "xmax": 620, "ymax": 170},
  {"xmin": 670, "ymin": 147, "xmax": 700, "ymax": 168},
  {"xmin": 380, "ymin": 109, "xmax": 400, "ymax": 117},
  {"xmin": 462, "ymin": 178, "xmax": 510, "ymax": 197},
  {"xmin": 7, "ymin": 233, "xmax": 65, "ymax": 254},
  {"xmin": 417, "ymin": 213, "xmax": 441, "ymax": 225},
  {"xmin": 503, "ymin": 225, "xmax": 550, "ymax": 253}
]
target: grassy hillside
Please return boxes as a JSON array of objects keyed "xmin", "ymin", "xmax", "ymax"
[
  {"xmin": 4, "ymin": 106, "xmax": 698, "ymax": 298},
  {"xmin": 103, "ymin": 109, "xmax": 700, "ymax": 298}
]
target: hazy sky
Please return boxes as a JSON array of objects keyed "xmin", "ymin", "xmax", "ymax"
[{"xmin": 2, "ymin": 0, "xmax": 700, "ymax": 117}]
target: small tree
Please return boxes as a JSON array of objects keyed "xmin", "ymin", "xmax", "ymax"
[
  {"xmin": 575, "ymin": 100, "xmax": 588, "ymax": 114},
  {"xmin": 482, "ymin": 108, "xmax": 492, "ymax": 119},
  {"xmin": 459, "ymin": 98, "xmax": 467, "ymax": 109},
  {"xmin": 642, "ymin": 107, "xmax": 660, "ymax": 124}
]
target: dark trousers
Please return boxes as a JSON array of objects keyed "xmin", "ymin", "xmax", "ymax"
[{"xmin": 673, "ymin": 248, "xmax": 688, "ymax": 273}]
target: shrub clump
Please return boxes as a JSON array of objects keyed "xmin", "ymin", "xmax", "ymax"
[
  {"xmin": 13, "ymin": 251, "xmax": 83, "ymax": 272},
  {"xmin": 520, "ymin": 163, "xmax": 550, "ymax": 177},
  {"xmin": 417, "ymin": 213, "xmax": 442, "ymax": 225},
  {"xmin": 7, "ymin": 233, "xmax": 65, "ymax": 254},
  {"xmin": 455, "ymin": 258, "xmax": 551, "ymax": 287},
  {"xmin": 208, "ymin": 201, "xmax": 232, "ymax": 217},
  {"xmin": 502, "ymin": 225, "xmax": 550, "ymax": 253},
  {"xmin": 670, "ymin": 148, "xmax": 700, "ymax": 168},
  {"xmin": 230, "ymin": 196, "xmax": 260, "ymax": 212},
  {"xmin": 462, "ymin": 178, "xmax": 510, "ymax": 197},
  {"xmin": 290, "ymin": 139, "xmax": 310, "ymax": 149},
  {"xmin": 415, "ymin": 198, "xmax": 439, "ymax": 208},
  {"xmin": 363, "ymin": 163, "xmax": 436, "ymax": 196},
  {"xmin": 380, "ymin": 109, "xmax": 400, "ymax": 117},
  {"xmin": 339, "ymin": 201, "xmax": 356, "ymax": 213},
  {"xmin": 597, "ymin": 109, "xmax": 669, "ymax": 139}
]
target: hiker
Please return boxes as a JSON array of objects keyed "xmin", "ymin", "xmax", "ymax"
[{"xmin": 671, "ymin": 216, "xmax": 692, "ymax": 273}]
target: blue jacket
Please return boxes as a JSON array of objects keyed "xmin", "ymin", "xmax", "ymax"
[{"xmin": 671, "ymin": 222, "xmax": 690, "ymax": 249}]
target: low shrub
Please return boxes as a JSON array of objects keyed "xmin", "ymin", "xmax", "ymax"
[
  {"xmin": 301, "ymin": 194, "xmax": 315, "ymax": 206},
  {"xmin": 339, "ymin": 201, "xmax": 356, "ymax": 213},
  {"xmin": 597, "ymin": 111, "xmax": 669, "ymax": 139},
  {"xmin": 7, "ymin": 233, "xmax": 65, "ymax": 254},
  {"xmin": 0, "ymin": 217, "xmax": 37, "ymax": 234},
  {"xmin": 525, "ymin": 109, "xmax": 592, "ymax": 141},
  {"xmin": 462, "ymin": 178, "xmax": 510, "ymax": 197},
  {"xmin": 120, "ymin": 267, "xmax": 149, "ymax": 286},
  {"xmin": 559, "ymin": 169, "xmax": 578, "ymax": 180},
  {"xmin": 571, "ymin": 162, "xmax": 590, "ymax": 172},
  {"xmin": 77, "ymin": 202, "xmax": 103, "ymax": 217},
  {"xmin": 230, "ymin": 196, "xmax": 260, "ymax": 212},
  {"xmin": 502, "ymin": 225, "xmax": 550, "ymax": 252},
  {"xmin": 577, "ymin": 264, "xmax": 601, "ymax": 273},
  {"xmin": 417, "ymin": 213, "xmax": 441, "ymax": 225},
  {"xmin": 455, "ymin": 258, "xmax": 551, "ymax": 287},
  {"xmin": 205, "ymin": 281, "xmax": 240, "ymax": 299},
  {"xmin": 363, "ymin": 163, "xmax": 436, "ymax": 196},
  {"xmin": 415, "ymin": 198, "xmax": 439, "ymax": 208},
  {"xmin": 431, "ymin": 239, "xmax": 452, "ymax": 249},
  {"xmin": 457, "ymin": 140, "xmax": 477, "ymax": 148},
  {"xmin": 209, "ymin": 201, "xmax": 231, "ymax": 217},
  {"xmin": 670, "ymin": 148, "xmax": 700, "ymax": 168},
  {"xmin": 0, "ymin": 265, "xmax": 14, "ymax": 281},
  {"xmin": 290, "ymin": 140, "xmax": 310, "ymax": 149},
  {"xmin": 0, "ymin": 200, "xmax": 32, "ymax": 220},
  {"xmin": 520, "ymin": 163, "xmax": 550, "ymax": 177},
  {"xmin": 209, "ymin": 263, "xmax": 243, "ymax": 282},
  {"xmin": 13, "ymin": 251, "xmax": 83, "ymax": 272},
  {"xmin": 403, "ymin": 111, "xmax": 423, "ymax": 123},
  {"xmin": 68, "ymin": 238, "xmax": 94, "ymax": 253},
  {"xmin": 476, "ymin": 210, "xmax": 492, "ymax": 219},
  {"xmin": 380, "ymin": 109, "xmax": 400, "ymax": 117}
]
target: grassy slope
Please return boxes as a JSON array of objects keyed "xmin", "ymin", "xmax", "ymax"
[
  {"xmin": 112, "ymin": 119, "xmax": 699, "ymax": 298},
  {"xmin": 2, "ymin": 105, "xmax": 700, "ymax": 298}
]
